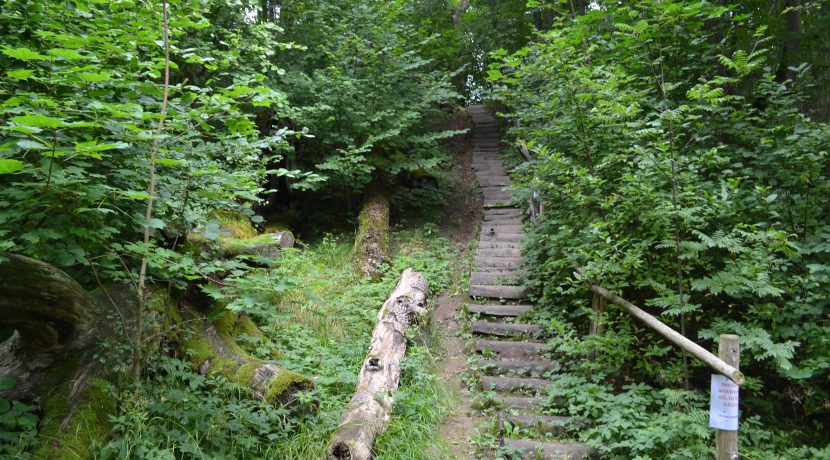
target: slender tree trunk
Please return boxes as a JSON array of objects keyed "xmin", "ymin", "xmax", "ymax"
[
  {"xmin": 132, "ymin": 0, "xmax": 171, "ymax": 384},
  {"xmin": 777, "ymin": 0, "xmax": 802, "ymax": 84}
]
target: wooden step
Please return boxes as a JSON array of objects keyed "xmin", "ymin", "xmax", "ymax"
[
  {"xmin": 470, "ymin": 284, "xmax": 527, "ymax": 299},
  {"xmin": 467, "ymin": 304, "xmax": 533, "ymax": 317},
  {"xmin": 469, "ymin": 271, "xmax": 525, "ymax": 285},
  {"xmin": 473, "ymin": 166, "xmax": 507, "ymax": 174},
  {"xmin": 478, "ymin": 177, "xmax": 510, "ymax": 187},
  {"xmin": 475, "ymin": 359, "xmax": 558, "ymax": 375},
  {"xmin": 484, "ymin": 215, "xmax": 522, "ymax": 224},
  {"xmin": 480, "ymin": 224, "xmax": 522, "ymax": 234},
  {"xmin": 485, "ymin": 207, "xmax": 522, "ymax": 215},
  {"xmin": 476, "ymin": 247, "xmax": 522, "ymax": 258},
  {"xmin": 483, "ymin": 197, "xmax": 513, "ymax": 205},
  {"xmin": 480, "ymin": 185, "xmax": 510, "ymax": 193},
  {"xmin": 484, "ymin": 200, "xmax": 514, "ymax": 208},
  {"xmin": 476, "ymin": 242, "xmax": 521, "ymax": 250},
  {"xmin": 475, "ymin": 256, "xmax": 525, "ymax": 270},
  {"xmin": 492, "ymin": 395, "xmax": 544, "ymax": 411},
  {"xmin": 480, "ymin": 232, "xmax": 523, "ymax": 242},
  {"xmin": 502, "ymin": 414, "xmax": 577, "ymax": 435},
  {"xmin": 474, "ymin": 167, "xmax": 507, "ymax": 174},
  {"xmin": 481, "ymin": 376, "xmax": 552, "ymax": 392},
  {"xmin": 483, "ymin": 218, "xmax": 523, "ymax": 226},
  {"xmin": 471, "ymin": 320, "xmax": 541, "ymax": 337},
  {"xmin": 475, "ymin": 339, "xmax": 549, "ymax": 358},
  {"xmin": 500, "ymin": 438, "xmax": 597, "ymax": 460}
]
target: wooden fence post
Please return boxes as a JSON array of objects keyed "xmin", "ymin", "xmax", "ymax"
[{"xmin": 716, "ymin": 334, "xmax": 740, "ymax": 460}]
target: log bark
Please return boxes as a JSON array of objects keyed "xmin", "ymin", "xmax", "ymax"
[
  {"xmin": 352, "ymin": 182, "xmax": 390, "ymax": 279},
  {"xmin": 0, "ymin": 254, "xmax": 98, "ymax": 399},
  {"xmin": 329, "ymin": 269, "xmax": 429, "ymax": 460},
  {"xmin": 183, "ymin": 311, "xmax": 314, "ymax": 408}
]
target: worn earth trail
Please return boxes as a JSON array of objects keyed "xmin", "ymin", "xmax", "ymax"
[
  {"xmin": 432, "ymin": 107, "xmax": 484, "ymax": 459},
  {"xmin": 433, "ymin": 105, "xmax": 596, "ymax": 459}
]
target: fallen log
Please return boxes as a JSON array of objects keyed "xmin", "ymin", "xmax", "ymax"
[
  {"xmin": 183, "ymin": 311, "xmax": 314, "ymax": 408},
  {"xmin": 329, "ymin": 269, "xmax": 429, "ymax": 460}
]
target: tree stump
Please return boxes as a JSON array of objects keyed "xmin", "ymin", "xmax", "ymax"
[{"xmin": 352, "ymin": 185, "xmax": 390, "ymax": 279}]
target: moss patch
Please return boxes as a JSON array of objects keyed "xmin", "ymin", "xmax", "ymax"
[
  {"xmin": 263, "ymin": 370, "xmax": 311, "ymax": 405},
  {"xmin": 32, "ymin": 378, "xmax": 114, "ymax": 460},
  {"xmin": 214, "ymin": 210, "xmax": 257, "ymax": 239}
]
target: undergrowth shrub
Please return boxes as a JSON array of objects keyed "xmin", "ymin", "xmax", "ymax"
[{"xmin": 491, "ymin": 0, "xmax": 830, "ymax": 455}]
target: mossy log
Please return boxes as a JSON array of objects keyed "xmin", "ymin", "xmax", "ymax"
[
  {"xmin": 188, "ymin": 209, "xmax": 295, "ymax": 264},
  {"xmin": 329, "ymin": 269, "xmax": 429, "ymax": 460},
  {"xmin": 183, "ymin": 311, "xmax": 313, "ymax": 408},
  {"xmin": 352, "ymin": 186, "xmax": 390, "ymax": 279},
  {"xmin": 219, "ymin": 231, "xmax": 295, "ymax": 260},
  {"xmin": 0, "ymin": 254, "xmax": 99, "ymax": 399}
]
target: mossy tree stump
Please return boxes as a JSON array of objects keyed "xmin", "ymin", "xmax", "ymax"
[{"xmin": 352, "ymin": 184, "xmax": 390, "ymax": 279}]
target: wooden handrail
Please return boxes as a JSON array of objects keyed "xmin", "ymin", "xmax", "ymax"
[
  {"xmin": 572, "ymin": 263, "xmax": 744, "ymax": 385},
  {"xmin": 589, "ymin": 285, "xmax": 744, "ymax": 385}
]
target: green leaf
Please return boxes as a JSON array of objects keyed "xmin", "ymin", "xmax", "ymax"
[
  {"xmin": 2, "ymin": 46, "xmax": 50, "ymax": 61},
  {"xmin": 74, "ymin": 141, "xmax": 128, "ymax": 158},
  {"xmin": 7, "ymin": 69, "xmax": 35, "ymax": 80},
  {"xmin": 123, "ymin": 191, "xmax": 152, "ymax": 200},
  {"xmin": 78, "ymin": 71, "xmax": 110, "ymax": 82},
  {"xmin": 10, "ymin": 114, "xmax": 67, "ymax": 128},
  {"xmin": 0, "ymin": 159, "xmax": 25, "ymax": 174},
  {"xmin": 48, "ymin": 48, "xmax": 84, "ymax": 60},
  {"xmin": 155, "ymin": 158, "xmax": 186, "ymax": 167},
  {"xmin": 17, "ymin": 140, "xmax": 49, "ymax": 150}
]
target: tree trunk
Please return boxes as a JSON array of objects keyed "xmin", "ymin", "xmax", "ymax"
[
  {"xmin": 328, "ymin": 269, "xmax": 429, "ymax": 460},
  {"xmin": 777, "ymin": 0, "xmax": 802, "ymax": 84},
  {"xmin": 352, "ymin": 179, "xmax": 391, "ymax": 279}
]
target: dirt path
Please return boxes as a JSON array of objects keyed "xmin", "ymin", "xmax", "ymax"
[{"xmin": 432, "ymin": 109, "xmax": 483, "ymax": 459}]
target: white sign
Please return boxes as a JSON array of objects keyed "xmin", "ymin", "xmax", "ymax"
[{"xmin": 709, "ymin": 374, "xmax": 739, "ymax": 430}]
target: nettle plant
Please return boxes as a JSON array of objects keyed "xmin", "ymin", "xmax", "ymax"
[
  {"xmin": 0, "ymin": 0, "xmax": 305, "ymax": 282},
  {"xmin": 491, "ymin": 0, "xmax": 830, "ymax": 452}
]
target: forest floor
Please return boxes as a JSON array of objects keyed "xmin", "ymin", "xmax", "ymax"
[{"xmin": 431, "ymin": 111, "xmax": 484, "ymax": 459}]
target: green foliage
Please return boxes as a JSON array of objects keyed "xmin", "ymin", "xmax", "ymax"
[
  {"xmin": 0, "ymin": 0, "xmax": 300, "ymax": 283},
  {"xmin": 278, "ymin": 0, "xmax": 461, "ymax": 204},
  {"xmin": 490, "ymin": 0, "xmax": 830, "ymax": 454},
  {"xmin": 102, "ymin": 356, "xmax": 294, "ymax": 460},
  {"xmin": 0, "ymin": 377, "xmax": 39, "ymax": 459},
  {"xmin": 105, "ymin": 225, "xmax": 455, "ymax": 458}
]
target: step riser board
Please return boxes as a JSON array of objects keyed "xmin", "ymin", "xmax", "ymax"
[
  {"xmin": 475, "ymin": 359, "xmax": 558, "ymax": 375},
  {"xmin": 501, "ymin": 415, "xmax": 573, "ymax": 436},
  {"xmin": 470, "ymin": 272, "xmax": 525, "ymax": 285},
  {"xmin": 475, "ymin": 248, "xmax": 522, "ymax": 258},
  {"xmin": 481, "ymin": 376, "xmax": 553, "ymax": 393},
  {"xmin": 472, "ymin": 321, "xmax": 542, "ymax": 337},
  {"xmin": 476, "ymin": 340, "xmax": 549, "ymax": 358},
  {"xmin": 480, "ymin": 224, "xmax": 523, "ymax": 233},
  {"xmin": 475, "ymin": 256, "xmax": 525, "ymax": 266},
  {"xmin": 500, "ymin": 439, "xmax": 596, "ymax": 460},
  {"xmin": 470, "ymin": 284, "xmax": 527, "ymax": 299},
  {"xmin": 480, "ymin": 233, "xmax": 524, "ymax": 242},
  {"xmin": 468, "ymin": 304, "xmax": 534, "ymax": 317}
]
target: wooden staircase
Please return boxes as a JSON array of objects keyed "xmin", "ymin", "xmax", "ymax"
[{"xmin": 466, "ymin": 105, "xmax": 597, "ymax": 459}]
